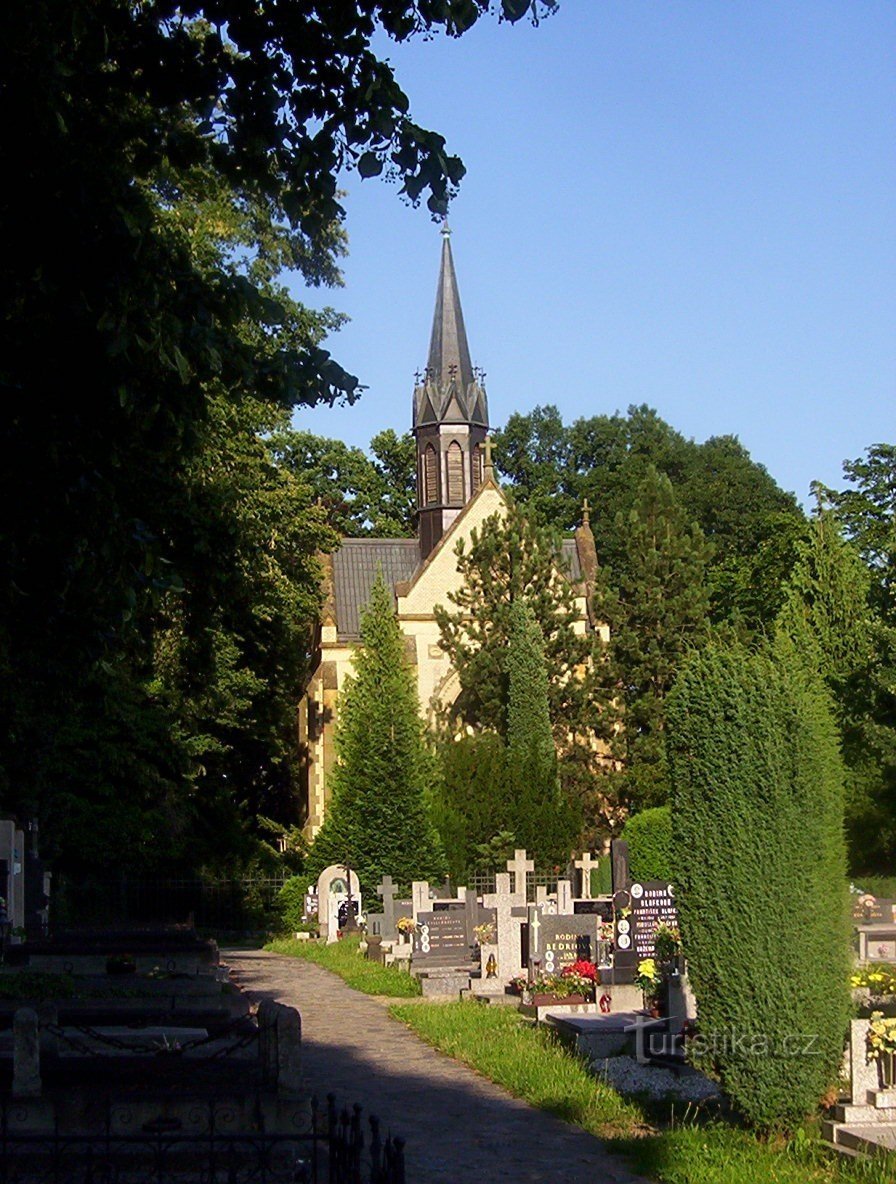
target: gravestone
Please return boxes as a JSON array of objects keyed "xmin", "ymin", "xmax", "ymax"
[
  {"xmin": 376, "ymin": 875, "xmax": 399, "ymax": 940},
  {"xmin": 630, "ymin": 881, "xmax": 678, "ymax": 961},
  {"xmin": 412, "ymin": 910, "xmax": 471, "ymax": 967},
  {"xmin": 316, "ymin": 865, "xmax": 361, "ymax": 943},
  {"xmin": 538, "ymin": 915, "xmax": 601, "ymax": 976},
  {"xmin": 481, "ymin": 872, "xmax": 527, "ymax": 988},
  {"xmin": 574, "ymin": 852, "xmax": 600, "ymax": 900},
  {"xmin": 556, "ymin": 879, "xmax": 573, "ymax": 915},
  {"xmin": 0, "ymin": 820, "xmax": 25, "ymax": 935},
  {"xmin": 411, "ymin": 881, "xmax": 431, "ymax": 919},
  {"xmin": 506, "ymin": 849, "xmax": 534, "ymax": 900}
]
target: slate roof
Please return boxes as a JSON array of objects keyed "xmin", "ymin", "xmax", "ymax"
[
  {"xmin": 330, "ymin": 535, "xmax": 584, "ymax": 640},
  {"xmin": 331, "ymin": 539, "xmax": 420, "ymax": 639}
]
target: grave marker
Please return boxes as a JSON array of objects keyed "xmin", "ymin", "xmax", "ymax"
[
  {"xmin": 630, "ymin": 881, "xmax": 678, "ymax": 960},
  {"xmin": 506, "ymin": 849, "xmax": 534, "ymax": 900},
  {"xmin": 574, "ymin": 851, "xmax": 600, "ymax": 900},
  {"xmin": 539, "ymin": 914, "xmax": 600, "ymax": 975}
]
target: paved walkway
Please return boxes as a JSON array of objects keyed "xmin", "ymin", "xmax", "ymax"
[{"xmin": 223, "ymin": 949, "xmax": 649, "ymax": 1184}]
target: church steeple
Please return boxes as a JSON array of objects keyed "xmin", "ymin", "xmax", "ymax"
[{"xmin": 413, "ymin": 227, "xmax": 490, "ymax": 560}]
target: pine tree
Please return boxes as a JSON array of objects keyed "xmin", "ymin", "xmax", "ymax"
[
  {"xmin": 435, "ymin": 502, "xmax": 595, "ymax": 739},
  {"xmin": 308, "ymin": 572, "xmax": 444, "ymax": 898},
  {"xmin": 593, "ymin": 465, "xmax": 711, "ymax": 810},
  {"xmin": 503, "ymin": 600, "xmax": 579, "ymax": 866},
  {"xmin": 775, "ymin": 503, "xmax": 894, "ymax": 868},
  {"xmin": 668, "ymin": 644, "xmax": 851, "ymax": 1131}
]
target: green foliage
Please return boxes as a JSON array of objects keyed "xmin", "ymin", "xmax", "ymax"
[
  {"xmin": 503, "ymin": 600, "xmax": 579, "ymax": 865},
  {"xmin": 265, "ymin": 935, "xmax": 421, "ymax": 997},
  {"xmin": 668, "ymin": 646, "xmax": 852, "ymax": 1132},
  {"xmin": 622, "ymin": 806, "xmax": 673, "ymax": 883},
  {"xmin": 430, "ymin": 734, "xmax": 514, "ymax": 882},
  {"xmin": 2, "ymin": 0, "xmax": 550, "ymax": 871},
  {"xmin": 270, "ymin": 428, "xmax": 417, "ymax": 538},
  {"xmin": 496, "ymin": 404, "xmax": 805, "ymax": 632},
  {"xmin": 307, "ymin": 574, "xmax": 445, "ymax": 898},
  {"xmin": 591, "ymin": 858, "xmax": 613, "ymax": 897},
  {"xmin": 276, "ymin": 877, "xmax": 313, "ymax": 934},
  {"xmin": 593, "ymin": 466, "xmax": 711, "ymax": 811}
]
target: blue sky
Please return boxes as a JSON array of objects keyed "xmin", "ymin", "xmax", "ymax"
[{"xmin": 291, "ymin": 1, "xmax": 895, "ymax": 505}]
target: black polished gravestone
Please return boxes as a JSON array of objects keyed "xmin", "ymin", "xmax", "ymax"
[
  {"xmin": 536, "ymin": 914, "xmax": 600, "ymax": 975},
  {"xmin": 412, "ymin": 909, "xmax": 474, "ymax": 968},
  {"xmin": 630, "ymin": 881, "xmax": 678, "ymax": 961},
  {"xmin": 610, "ymin": 838, "xmax": 638, "ymax": 983}
]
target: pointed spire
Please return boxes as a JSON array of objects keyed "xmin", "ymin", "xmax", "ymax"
[{"xmin": 425, "ymin": 224, "xmax": 475, "ymax": 404}]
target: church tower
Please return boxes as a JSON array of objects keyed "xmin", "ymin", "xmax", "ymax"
[{"xmin": 413, "ymin": 227, "xmax": 489, "ymax": 560}]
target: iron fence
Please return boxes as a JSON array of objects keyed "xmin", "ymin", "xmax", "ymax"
[{"xmin": 0, "ymin": 1095, "xmax": 405, "ymax": 1184}]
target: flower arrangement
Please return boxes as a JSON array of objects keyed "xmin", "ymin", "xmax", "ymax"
[
  {"xmin": 597, "ymin": 920, "xmax": 614, "ymax": 943},
  {"xmin": 867, "ymin": 1012, "xmax": 896, "ymax": 1062},
  {"xmin": 396, "ymin": 916, "xmax": 417, "ymax": 936},
  {"xmin": 634, "ymin": 958, "xmax": 661, "ymax": 996},
  {"xmin": 509, "ymin": 960, "xmax": 598, "ymax": 1001},
  {"xmin": 852, "ymin": 965, "xmax": 896, "ymax": 998},
  {"xmin": 653, "ymin": 923, "xmax": 682, "ymax": 963},
  {"xmin": 473, "ymin": 921, "xmax": 496, "ymax": 946}
]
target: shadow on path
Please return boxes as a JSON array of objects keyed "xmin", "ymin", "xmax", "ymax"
[{"xmin": 223, "ymin": 949, "xmax": 649, "ymax": 1184}]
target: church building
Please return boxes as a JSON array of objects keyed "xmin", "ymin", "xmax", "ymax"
[{"xmin": 298, "ymin": 228, "xmax": 598, "ymax": 837}]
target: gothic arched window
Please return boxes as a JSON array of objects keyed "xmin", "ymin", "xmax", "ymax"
[
  {"xmin": 447, "ymin": 441, "xmax": 465, "ymax": 504},
  {"xmin": 423, "ymin": 445, "xmax": 439, "ymax": 506},
  {"xmin": 472, "ymin": 445, "xmax": 483, "ymax": 493}
]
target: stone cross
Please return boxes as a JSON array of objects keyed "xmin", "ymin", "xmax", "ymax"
[
  {"xmin": 556, "ymin": 879, "xmax": 573, "ymax": 915},
  {"xmin": 482, "ymin": 872, "xmax": 526, "ymax": 986},
  {"xmin": 483, "ymin": 435, "xmax": 495, "ymax": 476},
  {"xmin": 376, "ymin": 875, "xmax": 398, "ymax": 939},
  {"xmin": 574, "ymin": 851, "xmax": 600, "ymax": 900},
  {"xmin": 505, "ymin": 849, "xmax": 534, "ymax": 901}
]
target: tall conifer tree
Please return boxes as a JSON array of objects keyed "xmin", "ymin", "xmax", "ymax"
[
  {"xmin": 503, "ymin": 600, "xmax": 579, "ymax": 864},
  {"xmin": 668, "ymin": 645, "xmax": 850, "ymax": 1131},
  {"xmin": 593, "ymin": 466, "xmax": 711, "ymax": 810},
  {"xmin": 308, "ymin": 572, "xmax": 444, "ymax": 897}
]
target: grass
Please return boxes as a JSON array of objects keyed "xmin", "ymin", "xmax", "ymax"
[
  {"xmin": 390, "ymin": 1001, "xmax": 896, "ymax": 1184},
  {"xmin": 264, "ymin": 935, "xmax": 421, "ymax": 997}
]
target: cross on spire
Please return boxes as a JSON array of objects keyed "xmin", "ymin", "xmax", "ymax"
[{"xmin": 483, "ymin": 435, "xmax": 494, "ymax": 477}]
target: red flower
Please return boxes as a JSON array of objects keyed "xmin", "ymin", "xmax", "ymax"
[{"xmin": 562, "ymin": 959, "xmax": 598, "ymax": 981}]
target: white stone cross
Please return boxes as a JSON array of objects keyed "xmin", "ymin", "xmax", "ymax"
[
  {"xmin": 482, "ymin": 872, "xmax": 526, "ymax": 983},
  {"xmin": 376, "ymin": 875, "xmax": 398, "ymax": 936},
  {"xmin": 505, "ymin": 849, "xmax": 534, "ymax": 901},
  {"xmin": 574, "ymin": 851, "xmax": 601, "ymax": 900}
]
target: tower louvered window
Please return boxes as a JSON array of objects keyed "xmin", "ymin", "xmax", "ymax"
[
  {"xmin": 423, "ymin": 445, "xmax": 439, "ymax": 505},
  {"xmin": 472, "ymin": 445, "xmax": 483, "ymax": 493},
  {"xmin": 447, "ymin": 441, "xmax": 464, "ymax": 504}
]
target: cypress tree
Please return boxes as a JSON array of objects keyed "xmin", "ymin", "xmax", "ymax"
[
  {"xmin": 308, "ymin": 572, "xmax": 444, "ymax": 898},
  {"xmin": 503, "ymin": 599, "xmax": 579, "ymax": 865},
  {"xmin": 668, "ymin": 645, "xmax": 851, "ymax": 1132}
]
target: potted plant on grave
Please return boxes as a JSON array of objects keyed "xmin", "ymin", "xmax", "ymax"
[
  {"xmin": 635, "ymin": 958, "xmax": 663, "ymax": 1016},
  {"xmin": 867, "ymin": 1011, "xmax": 896, "ymax": 1089},
  {"xmin": 512, "ymin": 960, "xmax": 598, "ymax": 1006},
  {"xmin": 396, "ymin": 917, "xmax": 416, "ymax": 944}
]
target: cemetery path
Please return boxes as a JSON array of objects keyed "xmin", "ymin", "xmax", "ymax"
[{"xmin": 224, "ymin": 949, "xmax": 650, "ymax": 1184}]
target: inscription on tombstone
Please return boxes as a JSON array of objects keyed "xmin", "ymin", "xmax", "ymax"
[
  {"xmin": 539, "ymin": 915, "xmax": 600, "ymax": 974},
  {"xmin": 630, "ymin": 881, "xmax": 678, "ymax": 960},
  {"xmin": 853, "ymin": 896, "xmax": 896, "ymax": 924},
  {"xmin": 413, "ymin": 910, "xmax": 470, "ymax": 961}
]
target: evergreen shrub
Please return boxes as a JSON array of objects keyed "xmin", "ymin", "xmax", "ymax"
[
  {"xmin": 667, "ymin": 646, "xmax": 851, "ymax": 1132},
  {"xmin": 622, "ymin": 805, "xmax": 673, "ymax": 883},
  {"xmin": 276, "ymin": 876, "xmax": 311, "ymax": 933}
]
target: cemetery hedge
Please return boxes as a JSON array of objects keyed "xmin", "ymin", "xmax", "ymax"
[
  {"xmin": 622, "ymin": 805, "xmax": 673, "ymax": 883},
  {"xmin": 667, "ymin": 646, "xmax": 852, "ymax": 1132}
]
